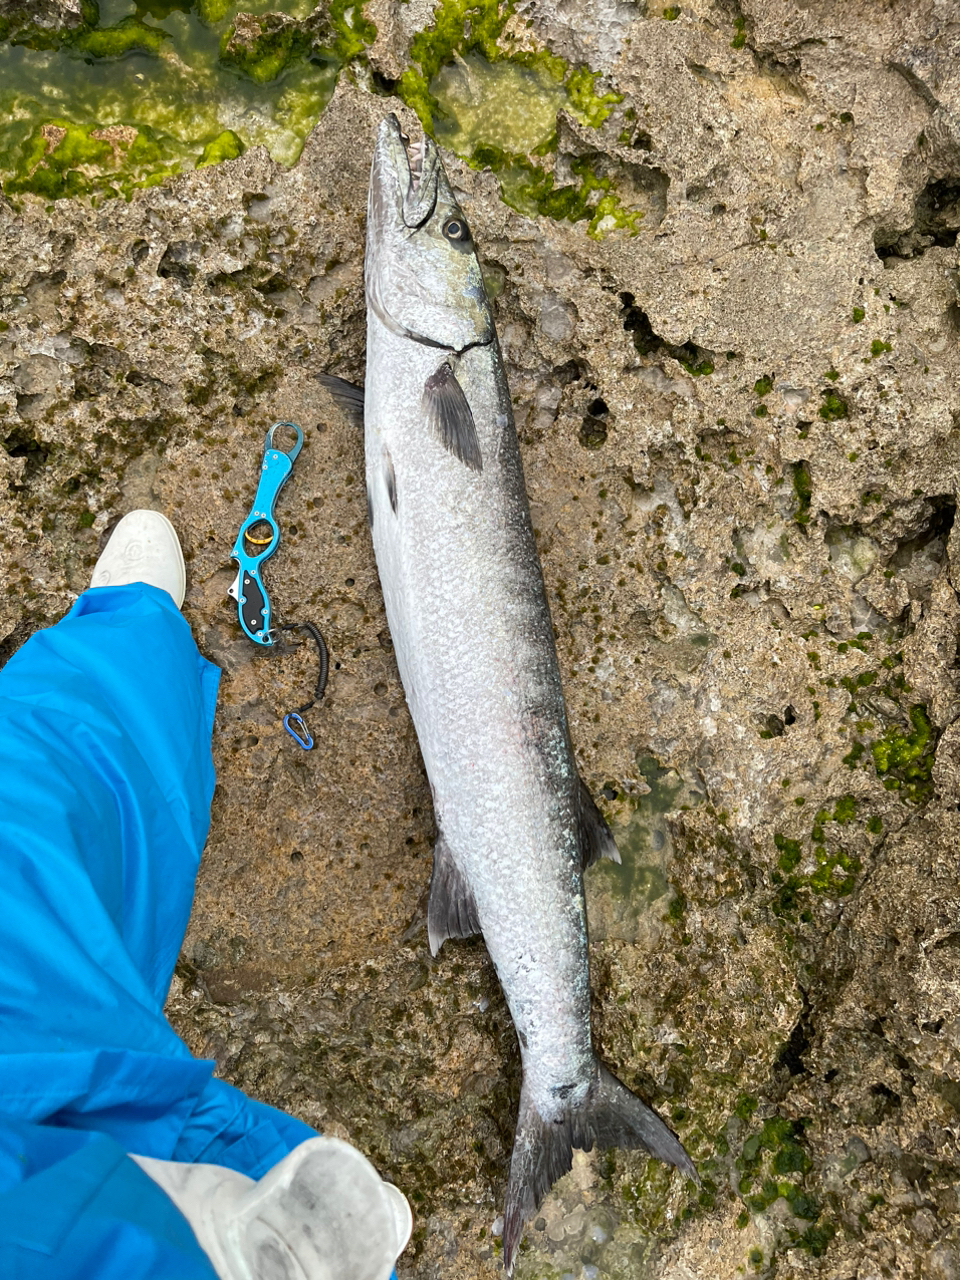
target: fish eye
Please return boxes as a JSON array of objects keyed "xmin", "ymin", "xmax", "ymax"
[{"xmin": 443, "ymin": 216, "xmax": 470, "ymax": 242}]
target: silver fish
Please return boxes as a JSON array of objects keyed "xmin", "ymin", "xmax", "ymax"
[{"xmin": 355, "ymin": 113, "xmax": 696, "ymax": 1270}]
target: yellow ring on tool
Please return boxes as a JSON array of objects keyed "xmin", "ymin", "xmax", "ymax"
[{"xmin": 244, "ymin": 523, "xmax": 275, "ymax": 546}]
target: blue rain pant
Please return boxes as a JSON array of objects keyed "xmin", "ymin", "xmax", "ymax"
[{"xmin": 0, "ymin": 584, "xmax": 317, "ymax": 1278}]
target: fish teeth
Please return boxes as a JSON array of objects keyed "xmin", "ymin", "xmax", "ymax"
[{"xmin": 402, "ymin": 131, "xmax": 426, "ymax": 191}]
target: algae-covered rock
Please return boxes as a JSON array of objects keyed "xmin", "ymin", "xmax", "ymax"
[
  {"xmin": 0, "ymin": 1, "xmax": 346, "ymax": 197},
  {"xmin": 5, "ymin": 119, "xmax": 180, "ymax": 200},
  {"xmin": 0, "ymin": 0, "xmax": 90, "ymax": 46},
  {"xmin": 197, "ymin": 129, "xmax": 244, "ymax": 168},
  {"xmin": 220, "ymin": 11, "xmax": 310, "ymax": 84},
  {"xmin": 2, "ymin": 2, "xmax": 960, "ymax": 1278},
  {"xmin": 73, "ymin": 15, "xmax": 170, "ymax": 59}
]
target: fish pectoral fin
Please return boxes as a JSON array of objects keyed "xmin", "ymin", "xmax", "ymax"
[
  {"xmin": 427, "ymin": 834, "xmax": 481, "ymax": 956},
  {"xmin": 317, "ymin": 374, "xmax": 364, "ymax": 428},
  {"xmin": 422, "ymin": 361, "xmax": 483, "ymax": 473},
  {"xmin": 578, "ymin": 775, "xmax": 622, "ymax": 868}
]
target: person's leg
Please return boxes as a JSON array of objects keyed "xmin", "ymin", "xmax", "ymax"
[
  {"xmin": 0, "ymin": 542, "xmax": 315, "ymax": 1170},
  {"xmin": 0, "ymin": 581, "xmax": 219, "ymax": 1080},
  {"xmin": 0, "ymin": 572, "xmax": 228, "ymax": 1275}
]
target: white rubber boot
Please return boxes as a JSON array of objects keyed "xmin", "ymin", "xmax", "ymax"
[
  {"xmin": 90, "ymin": 510, "xmax": 186, "ymax": 608},
  {"xmin": 132, "ymin": 1136, "xmax": 412, "ymax": 1280}
]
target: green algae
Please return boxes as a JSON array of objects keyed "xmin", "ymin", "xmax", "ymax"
[
  {"xmin": 197, "ymin": 127, "xmax": 243, "ymax": 166},
  {"xmin": 870, "ymin": 704, "xmax": 935, "ymax": 803},
  {"xmin": 0, "ymin": 0, "xmax": 350, "ymax": 199},
  {"xmin": 565, "ymin": 64, "xmax": 620, "ymax": 127},
  {"xmin": 197, "ymin": 0, "xmax": 230, "ymax": 23},
  {"xmin": 219, "ymin": 15, "xmax": 310, "ymax": 84},
  {"xmin": 586, "ymin": 756, "xmax": 702, "ymax": 943},
  {"xmin": 734, "ymin": 1112, "xmax": 836, "ymax": 1257},
  {"xmin": 432, "ymin": 53, "xmax": 567, "ymax": 157},
  {"xmin": 0, "ymin": 0, "xmax": 99, "ymax": 50},
  {"xmin": 74, "ymin": 15, "xmax": 170, "ymax": 58},
  {"xmin": 834, "ymin": 654, "xmax": 935, "ymax": 804},
  {"xmin": 4, "ymin": 118, "xmax": 180, "ymax": 199},
  {"xmin": 774, "ymin": 833, "xmax": 802, "ymax": 873},
  {"xmin": 398, "ymin": 0, "xmax": 511, "ymax": 134},
  {"xmin": 469, "ymin": 139, "xmax": 645, "ymax": 234},
  {"xmin": 395, "ymin": 0, "xmax": 631, "ymax": 232},
  {"xmin": 470, "ymin": 135, "xmax": 644, "ymax": 236},
  {"xmin": 326, "ymin": 0, "xmax": 376, "ymax": 62},
  {"xmin": 771, "ymin": 799, "xmax": 864, "ymax": 919},
  {"xmin": 792, "ymin": 461, "xmax": 812, "ymax": 526},
  {"xmin": 819, "ymin": 389, "xmax": 848, "ymax": 420}
]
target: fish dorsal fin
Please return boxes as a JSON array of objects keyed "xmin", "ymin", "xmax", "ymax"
[
  {"xmin": 578, "ymin": 776, "xmax": 621, "ymax": 869},
  {"xmin": 318, "ymin": 374, "xmax": 364, "ymax": 428},
  {"xmin": 427, "ymin": 833, "xmax": 481, "ymax": 956},
  {"xmin": 422, "ymin": 361, "xmax": 483, "ymax": 473}
]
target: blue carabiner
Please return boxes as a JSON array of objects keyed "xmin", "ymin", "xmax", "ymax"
[
  {"xmin": 228, "ymin": 422, "xmax": 303, "ymax": 646},
  {"xmin": 283, "ymin": 712, "xmax": 314, "ymax": 750}
]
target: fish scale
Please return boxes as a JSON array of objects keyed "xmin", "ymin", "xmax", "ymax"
[{"xmin": 358, "ymin": 112, "xmax": 697, "ymax": 1272}]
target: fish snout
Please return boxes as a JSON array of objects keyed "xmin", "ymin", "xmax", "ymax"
[{"xmin": 371, "ymin": 113, "xmax": 439, "ymax": 232}]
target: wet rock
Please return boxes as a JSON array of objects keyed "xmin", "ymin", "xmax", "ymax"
[
  {"xmin": 3, "ymin": 2, "xmax": 960, "ymax": 1277},
  {"xmin": 0, "ymin": 0, "xmax": 86, "ymax": 39}
]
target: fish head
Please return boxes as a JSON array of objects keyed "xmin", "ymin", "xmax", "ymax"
[{"xmin": 366, "ymin": 114, "xmax": 494, "ymax": 352}]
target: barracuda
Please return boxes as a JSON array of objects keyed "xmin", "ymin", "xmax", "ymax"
[{"xmin": 334, "ymin": 112, "xmax": 696, "ymax": 1271}]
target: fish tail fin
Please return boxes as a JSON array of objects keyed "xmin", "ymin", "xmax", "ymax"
[{"xmin": 502, "ymin": 1062, "xmax": 697, "ymax": 1273}]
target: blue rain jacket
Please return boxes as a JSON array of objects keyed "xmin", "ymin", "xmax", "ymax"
[{"xmin": 0, "ymin": 585, "xmax": 317, "ymax": 1278}]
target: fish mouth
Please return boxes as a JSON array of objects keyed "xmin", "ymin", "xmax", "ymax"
[
  {"xmin": 374, "ymin": 113, "xmax": 439, "ymax": 230},
  {"xmin": 399, "ymin": 125, "xmax": 427, "ymax": 191}
]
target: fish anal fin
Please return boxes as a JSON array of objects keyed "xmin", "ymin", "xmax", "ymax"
[
  {"xmin": 502, "ymin": 1063, "xmax": 697, "ymax": 1274},
  {"xmin": 578, "ymin": 775, "xmax": 621, "ymax": 868},
  {"xmin": 427, "ymin": 834, "xmax": 481, "ymax": 956},
  {"xmin": 422, "ymin": 361, "xmax": 482, "ymax": 473}
]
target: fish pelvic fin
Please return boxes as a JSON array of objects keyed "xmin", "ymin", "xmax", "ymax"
[
  {"xmin": 427, "ymin": 833, "xmax": 481, "ymax": 956},
  {"xmin": 578, "ymin": 775, "xmax": 621, "ymax": 868},
  {"xmin": 502, "ymin": 1062, "xmax": 697, "ymax": 1274}
]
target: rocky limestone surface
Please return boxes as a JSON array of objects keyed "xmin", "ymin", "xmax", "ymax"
[{"xmin": 2, "ymin": 1, "xmax": 960, "ymax": 1277}]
